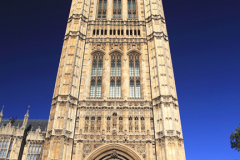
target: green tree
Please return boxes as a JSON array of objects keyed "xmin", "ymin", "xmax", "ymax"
[{"xmin": 230, "ymin": 124, "xmax": 240, "ymax": 152}]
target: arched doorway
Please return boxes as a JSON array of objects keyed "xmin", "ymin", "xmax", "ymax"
[{"xmin": 85, "ymin": 144, "xmax": 142, "ymax": 160}]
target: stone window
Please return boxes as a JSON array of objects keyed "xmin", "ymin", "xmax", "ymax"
[
  {"xmin": 141, "ymin": 117, "xmax": 145, "ymax": 131},
  {"xmin": 91, "ymin": 117, "xmax": 95, "ymax": 131},
  {"xmin": 110, "ymin": 55, "xmax": 121, "ymax": 97},
  {"xmin": 0, "ymin": 138, "xmax": 13, "ymax": 159},
  {"xmin": 113, "ymin": 0, "xmax": 121, "ymax": 18},
  {"xmin": 85, "ymin": 116, "xmax": 89, "ymax": 132},
  {"xmin": 97, "ymin": 117, "xmax": 101, "ymax": 131},
  {"xmin": 129, "ymin": 117, "xmax": 133, "ymax": 132},
  {"xmin": 75, "ymin": 117, "xmax": 79, "ymax": 128},
  {"xmin": 113, "ymin": 113, "xmax": 117, "ymax": 128},
  {"xmin": 119, "ymin": 117, "xmax": 123, "ymax": 132},
  {"xmin": 90, "ymin": 53, "xmax": 103, "ymax": 98},
  {"xmin": 27, "ymin": 143, "xmax": 42, "ymax": 160},
  {"xmin": 150, "ymin": 117, "xmax": 154, "ymax": 130},
  {"xmin": 98, "ymin": 0, "xmax": 107, "ymax": 18},
  {"xmin": 129, "ymin": 54, "xmax": 141, "ymax": 98},
  {"xmin": 107, "ymin": 117, "xmax": 111, "ymax": 132},
  {"xmin": 135, "ymin": 117, "xmax": 139, "ymax": 131},
  {"xmin": 128, "ymin": 0, "xmax": 136, "ymax": 18}
]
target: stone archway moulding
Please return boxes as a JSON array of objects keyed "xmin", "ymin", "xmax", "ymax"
[
  {"xmin": 126, "ymin": 49, "xmax": 142, "ymax": 56},
  {"xmin": 85, "ymin": 144, "xmax": 143, "ymax": 160}
]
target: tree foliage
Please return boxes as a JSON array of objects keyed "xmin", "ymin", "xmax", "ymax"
[{"xmin": 230, "ymin": 124, "xmax": 240, "ymax": 152}]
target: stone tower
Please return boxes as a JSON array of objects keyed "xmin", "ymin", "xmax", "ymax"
[{"xmin": 42, "ymin": 0, "xmax": 186, "ymax": 159}]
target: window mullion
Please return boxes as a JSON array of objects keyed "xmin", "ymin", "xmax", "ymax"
[
  {"xmin": 115, "ymin": 78, "xmax": 117, "ymax": 97},
  {"xmin": 131, "ymin": 0, "xmax": 133, "ymax": 16},
  {"xmin": 133, "ymin": 59, "xmax": 135, "ymax": 77},
  {"xmin": 95, "ymin": 59, "xmax": 99, "ymax": 97},
  {"xmin": 96, "ymin": 59, "xmax": 99, "ymax": 77},
  {"xmin": 101, "ymin": 1, "xmax": 104, "ymax": 18},
  {"xmin": 115, "ymin": 60, "xmax": 117, "ymax": 97}
]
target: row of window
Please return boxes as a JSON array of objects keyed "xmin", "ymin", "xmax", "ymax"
[
  {"xmin": 27, "ymin": 144, "xmax": 42, "ymax": 160},
  {"xmin": 92, "ymin": 29, "xmax": 141, "ymax": 36},
  {"xmin": 0, "ymin": 139, "xmax": 12, "ymax": 159},
  {"xmin": 90, "ymin": 54, "xmax": 141, "ymax": 98},
  {"xmin": 84, "ymin": 116, "xmax": 154, "ymax": 132},
  {"xmin": 98, "ymin": 0, "xmax": 137, "ymax": 18}
]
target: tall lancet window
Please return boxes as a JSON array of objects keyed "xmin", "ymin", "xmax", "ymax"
[
  {"xmin": 128, "ymin": 0, "xmax": 136, "ymax": 18},
  {"xmin": 98, "ymin": 0, "xmax": 107, "ymax": 18},
  {"xmin": 110, "ymin": 54, "xmax": 121, "ymax": 97},
  {"xmin": 90, "ymin": 53, "xmax": 103, "ymax": 97},
  {"xmin": 113, "ymin": 0, "xmax": 121, "ymax": 18},
  {"xmin": 129, "ymin": 54, "xmax": 141, "ymax": 98}
]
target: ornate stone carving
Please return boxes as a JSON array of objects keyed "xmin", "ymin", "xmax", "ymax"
[
  {"xmin": 126, "ymin": 144, "xmax": 135, "ymax": 149},
  {"xmin": 101, "ymin": 134, "xmax": 105, "ymax": 141},
  {"xmin": 101, "ymin": 43, "xmax": 106, "ymax": 50},
  {"xmin": 137, "ymin": 144, "xmax": 146, "ymax": 154},
  {"xmin": 110, "ymin": 43, "xmax": 114, "ymax": 50},
  {"xmin": 112, "ymin": 129, "xmax": 117, "ymax": 136},
  {"xmin": 127, "ymin": 43, "xmax": 131, "ymax": 50},
  {"xmin": 119, "ymin": 43, "xmax": 123, "ymax": 50},
  {"xmin": 94, "ymin": 144, "xmax": 102, "ymax": 148},
  {"xmin": 124, "ymin": 134, "xmax": 128, "ymax": 141},
  {"xmin": 137, "ymin": 43, "xmax": 141, "ymax": 50},
  {"xmin": 83, "ymin": 144, "xmax": 92, "ymax": 154},
  {"xmin": 111, "ymin": 150, "xmax": 118, "ymax": 158}
]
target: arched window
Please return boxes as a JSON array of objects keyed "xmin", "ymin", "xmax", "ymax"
[
  {"xmin": 141, "ymin": 117, "xmax": 145, "ymax": 131},
  {"xmin": 135, "ymin": 117, "xmax": 139, "ymax": 131},
  {"xmin": 119, "ymin": 117, "xmax": 123, "ymax": 132},
  {"xmin": 110, "ymin": 54, "xmax": 121, "ymax": 98},
  {"xmin": 129, "ymin": 117, "xmax": 133, "ymax": 131},
  {"xmin": 113, "ymin": 0, "xmax": 121, "ymax": 18},
  {"xmin": 150, "ymin": 117, "xmax": 154, "ymax": 130},
  {"xmin": 107, "ymin": 117, "xmax": 111, "ymax": 132},
  {"xmin": 90, "ymin": 53, "xmax": 103, "ymax": 97},
  {"xmin": 97, "ymin": 117, "xmax": 101, "ymax": 131},
  {"xmin": 128, "ymin": 0, "xmax": 136, "ymax": 18},
  {"xmin": 113, "ymin": 113, "xmax": 117, "ymax": 128},
  {"xmin": 98, "ymin": 0, "xmax": 107, "ymax": 18},
  {"xmin": 129, "ymin": 54, "xmax": 141, "ymax": 98},
  {"xmin": 91, "ymin": 117, "xmax": 95, "ymax": 131},
  {"xmin": 85, "ymin": 117, "xmax": 89, "ymax": 132}
]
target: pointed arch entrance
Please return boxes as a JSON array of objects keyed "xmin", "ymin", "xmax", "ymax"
[{"xmin": 85, "ymin": 144, "xmax": 142, "ymax": 160}]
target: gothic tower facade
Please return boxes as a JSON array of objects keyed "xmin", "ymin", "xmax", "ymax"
[{"xmin": 42, "ymin": 0, "xmax": 186, "ymax": 159}]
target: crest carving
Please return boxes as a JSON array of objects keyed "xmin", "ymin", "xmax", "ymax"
[
  {"xmin": 83, "ymin": 144, "xmax": 92, "ymax": 154},
  {"xmin": 137, "ymin": 144, "xmax": 146, "ymax": 154}
]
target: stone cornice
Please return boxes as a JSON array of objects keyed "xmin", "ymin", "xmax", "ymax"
[
  {"xmin": 152, "ymin": 95, "xmax": 178, "ymax": 101},
  {"xmin": 145, "ymin": 14, "xmax": 166, "ymax": 23},
  {"xmin": 64, "ymin": 31, "xmax": 86, "ymax": 40},
  {"xmin": 86, "ymin": 38, "xmax": 147, "ymax": 43},
  {"xmin": 68, "ymin": 14, "xmax": 88, "ymax": 22},
  {"xmin": 147, "ymin": 31, "xmax": 168, "ymax": 41}
]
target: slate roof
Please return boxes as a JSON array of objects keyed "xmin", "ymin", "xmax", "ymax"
[{"xmin": 0, "ymin": 119, "xmax": 48, "ymax": 132}]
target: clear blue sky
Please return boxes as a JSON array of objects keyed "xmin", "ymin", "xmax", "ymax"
[{"xmin": 0, "ymin": 0, "xmax": 239, "ymax": 159}]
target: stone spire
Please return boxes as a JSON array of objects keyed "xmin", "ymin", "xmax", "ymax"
[
  {"xmin": 0, "ymin": 106, "xmax": 4, "ymax": 123},
  {"xmin": 22, "ymin": 106, "xmax": 29, "ymax": 128}
]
